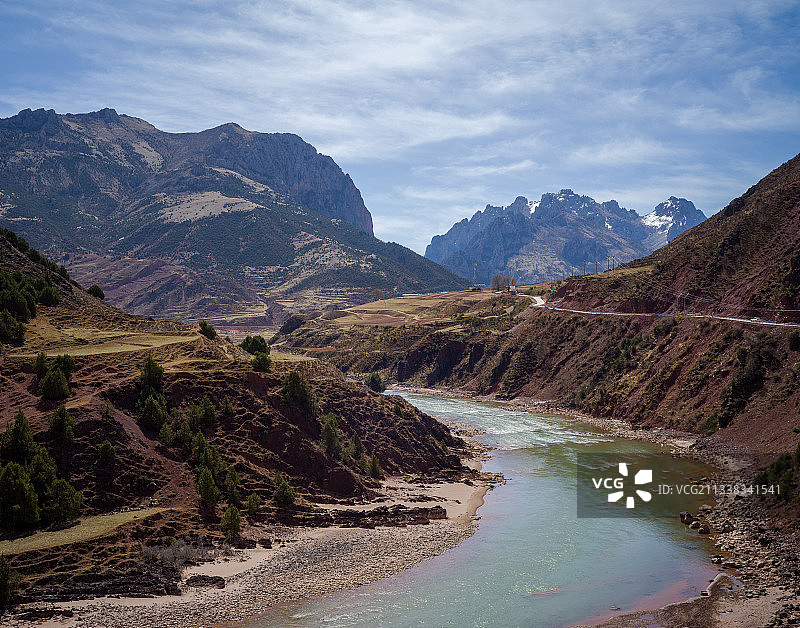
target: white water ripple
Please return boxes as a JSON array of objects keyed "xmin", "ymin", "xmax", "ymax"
[{"xmin": 397, "ymin": 392, "xmax": 613, "ymax": 450}]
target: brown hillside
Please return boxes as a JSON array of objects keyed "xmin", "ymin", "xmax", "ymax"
[
  {"xmin": 278, "ymin": 289, "xmax": 800, "ymax": 456},
  {"xmin": 552, "ymin": 152, "xmax": 800, "ymax": 319},
  {"xmin": 0, "ymin": 233, "xmax": 466, "ymax": 602}
]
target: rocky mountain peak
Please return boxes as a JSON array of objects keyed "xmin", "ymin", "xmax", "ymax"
[
  {"xmin": 426, "ymin": 190, "xmax": 707, "ymax": 284},
  {"xmin": 643, "ymin": 197, "xmax": 706, "ymax": 246}
]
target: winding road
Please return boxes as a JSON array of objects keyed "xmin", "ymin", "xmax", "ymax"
[{"xmin": 529, "ymin": 295, "xmax": 800, "ymax": 328}]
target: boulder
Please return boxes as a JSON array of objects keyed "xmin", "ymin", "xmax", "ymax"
[
  {"xmin": 232, "ymin": 537, "xmax": 257, "ymax": 549},
  {"xmin": 185, "ymin": 575, "xmax": 225, "ymax": 589},
  {"xmin": 429, "ymin": 506, "xmax": 447, "ymax": 520}
]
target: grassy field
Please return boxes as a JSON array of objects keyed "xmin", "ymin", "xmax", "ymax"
[
  {"xmin": 325, "ymin": 289, "xmax": 502, "ymax": 327},
  {"xmin": 0, "ymin": 508, "xmax": 168, "ymax": 554},
  {"xmin": 11, "ymin": 333, "xmax": 197, "ymax": 358}
]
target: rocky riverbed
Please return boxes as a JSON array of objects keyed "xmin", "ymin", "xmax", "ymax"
[{"xmin": 9, "ymin": 520, "xmax": 478, "ymax": 628}]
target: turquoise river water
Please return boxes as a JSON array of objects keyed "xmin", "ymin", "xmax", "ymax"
[{"xmin": 245, "ymin": 392, "xmax": 723, "ymax": 627}]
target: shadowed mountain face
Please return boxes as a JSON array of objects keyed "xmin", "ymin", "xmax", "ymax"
[
  {"xmin": 0, "ymin": 108, "xmax": 468, "ymax": 324},
  {"xmin": 426, "ymin": 190, "xmax": 706, "ymax": 284}
]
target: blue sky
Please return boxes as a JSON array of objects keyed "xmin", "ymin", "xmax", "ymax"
[{"xmin": 2, "ymin": 1, "xmax": 800, "ymax": 253}]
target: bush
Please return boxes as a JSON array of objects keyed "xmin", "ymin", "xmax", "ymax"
[
  {"xmin": 251, "ymin": 352, "xmax": 272, "ymax": 372},
  {"xmin": 88, "ymin": 285, "xmax": 105, "ymax": 300},
  {"xmin": 188, "ymin": 396, "xmax": 217, "ymax": 428},
  {"xmin": 282, "ymin": 370, "xmax": 317, "ymax": 416},
  {"xmin": 38, "ymin": 367, "xmax": 69, "ymax": 400},
  {"xmin": 193, "ymin": 434, "xmax": 225, "ymax": 478},
  {"xmin": 0, "ymin": 555, "xmax": 22, "ymax": 607},
  {"xmin": 350, "ymin": 432, "xmax": 365, "ymax": 461},
  {"xmin": 51, "ymin": 354, "xmax": 75, "ymax": 379},
  {"xmin": 138, "ymin": 355, "xmax": 163, "ymax": 398},
  {"xmin": 159, "ymin": 411, "xmax": 192, "ymax": 448},
  {"xmin": 219, "ymin": 397, "xmax": 234, "ymax": 419},
  {"xmin": 365, "ymin": 372, "xmax": 386, "ymax": 393},
  {"xmin": 49, "ymin": 405, "xmax": 74, "ymax": 443},
  {"xmin": 220, "ymin": 505, "xmax": 241, "ymax": 541},
  {"xmin": 246, "ymin": 493, "xmax": 262, "ymax": 516},
  {"xmin": 778, "ymin": 470, "xmax": 794, "ymax": 501},
  {"xmin": 226, "ymin": 467, "xmax": 240, "ymax": 505},
  {"xmin": 41, "ymin": 478, "xmax": 82, "ymax": 524},
  {"xmin": 199, "ymin": 320, "xmax": 217, "ymax": 340},
  {"xmin": 1, "ymin": 410, "xmax": 39, "ymax": 464},
  {"xmin": 28, "ymin": 451, "xmax": 57, "ymax": 498},
  {"xmin": 717, "ymin": 335, "xmax": 774, "ymax": 428},
  {"xmin": 0, "ymin": 462, "xmax": 40, "ymax": 531},
  {"xmin": 37, "ymin": 285, "xmax": 59, "ymax": 306},
  {"xmin": 273, "ymin": 472, "xmax": 295, "ymax": 505},
  {"xmin": 0, "ymin": 310, "xmax": 25, "ymax": 344},
  {"xmin": 240, "ymin": 335, "xmax": 269, "ymax": 355},
  {"xmin": 320, "ymin": 414, "xmax": 342, "ymax": 459},
  {"xmin": 32, "ymin": 352, "xmax": 48, "ymax": 377},
  {"xmin": 369, "ymin": 455, "xmax": 383, "ymax": 479},
  {"xmin": 137, "ymin": 393, "xmax": 169, "ymax": 431},
  {"xmin": 99, "ymin": 439, "xmax": 116, "ymax": 462},
  {"xmin": 790, "ymin": 331, "xmax": 800, "ymax": 352},
  {"xmin": 196, "ymin": 467, "xmax": 220, "ymax": 507}
]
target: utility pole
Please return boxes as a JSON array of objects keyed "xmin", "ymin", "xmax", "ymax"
[
  {"xmin": 595, "ymin": 261, "xmax": 598, "ymax": 274},
  {"xmin": 583, "ymin": 261, "xmax": 586, "ymax": 275}
]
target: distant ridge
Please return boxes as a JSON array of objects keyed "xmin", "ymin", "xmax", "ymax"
[{"xmin": 0, "ymin": 108, "xmax": 469, "ymax": 324}]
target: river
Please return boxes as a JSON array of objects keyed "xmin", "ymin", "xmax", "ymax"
[{"xmin": 245, "ymin": 392, "xmax": 722, "ymax": 627}]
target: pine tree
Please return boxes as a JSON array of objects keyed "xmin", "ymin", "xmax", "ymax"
[
  {"xmin": 273, "ymin": 472, "xmax": 295, "ymax": 505},
  {"xmin": 196, "ymin": 467, "xmax": 220, "ymax": 507},
  {"xmin": 49, "ymin": 405, "xmax": 74, "ymax": 443},
  {"xmin": 320, "ymin": 414, "xmax": 342, "ymax": 459},
  {"xmin": 221, "ymin": 505, "xmax": 241, "ymax": 541}
]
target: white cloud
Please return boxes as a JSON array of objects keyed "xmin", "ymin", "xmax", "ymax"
[
  {"xmin": 1, "ymin": 0, "xmax": 798, "ymax": 251},
  {"xmin": 569, "ymin": 138, "xmax": 678, "ymax": 167}
]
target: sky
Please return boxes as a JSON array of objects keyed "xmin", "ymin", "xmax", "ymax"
[{"xmin": 1, "ymin": 1, "xmax": 800, "ymax": 253}]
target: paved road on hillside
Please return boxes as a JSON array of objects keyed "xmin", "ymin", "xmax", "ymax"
[{"xmin": 530, "ymin": 295, "xmax": 800, "ymax": 328}]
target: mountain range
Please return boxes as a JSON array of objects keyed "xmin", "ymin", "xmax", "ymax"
[
  {"xmin": 280, "ymin": 151, "xmax": 800, "ymax": 448},
  {"xmin": 425, "ymin": 190, "xmax": 706, "ymax": 284},
  {"xmin": 0, "ymin": 108, "xmax": 468, "ymax": 325}
]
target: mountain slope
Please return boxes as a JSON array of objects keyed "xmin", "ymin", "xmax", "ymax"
[
  {"xmin": 555, "ymin": 153, "xmax": 800, "ymax": 317},
  {"xmin": 0, "ymin": 109, "xmax": 468, "ymax": 324},
  {"xmin": 426, "ymin": 190, "xmax": 706, "ymax": 284},
  {"xmin": 0, "ymin": 228, "xmax": 469, "ymax": 602},
  {"xmin": 279, "ymin": 153, "xmax": 800, "ymax": 448}
]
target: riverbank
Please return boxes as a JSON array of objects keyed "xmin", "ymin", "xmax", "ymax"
[
  {"xmin": 3, "ymin": 448, "xmax": 498, "ymax": 628},
  {"xmin": 390, "ymin": 384, "xmax": 800, "ymax": 627}
]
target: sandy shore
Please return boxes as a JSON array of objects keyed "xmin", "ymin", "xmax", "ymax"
[{"xmin": 4, "ymin": 465, "xmax": 495, "ymax": 628}]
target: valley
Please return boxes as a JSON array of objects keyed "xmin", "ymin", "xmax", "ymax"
[{"xmin": 0, "ymin": 232, "xmax": 490, "ymax": 622}]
